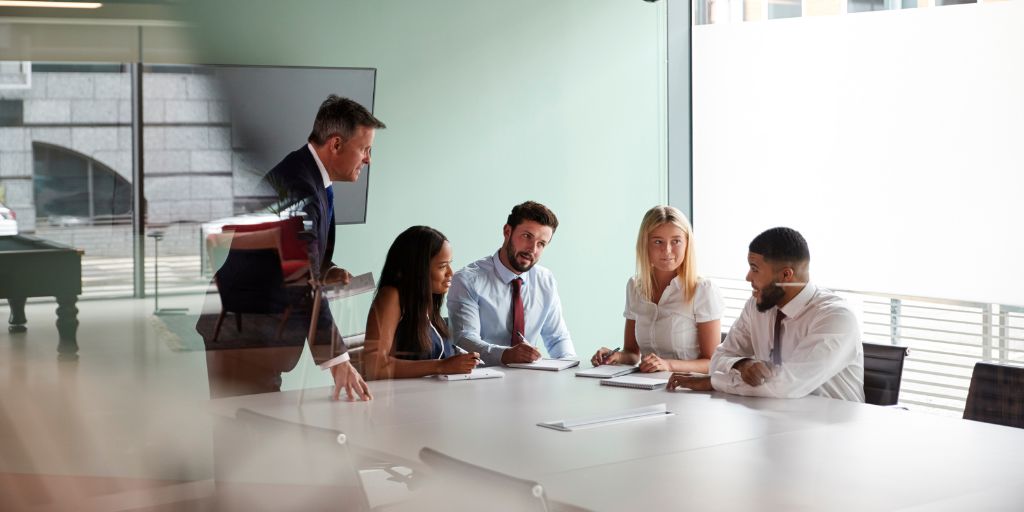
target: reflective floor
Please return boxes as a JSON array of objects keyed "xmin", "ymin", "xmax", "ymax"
[{"xmin": 0, "ymin": 293, "xmax": 334, "ymax": 511}]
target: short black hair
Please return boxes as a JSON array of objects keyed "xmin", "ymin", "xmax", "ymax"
[
  {"xmin": 307, "ymin": 95, "xmax": 386, "ymax": 145},
  {"xmin": 749, "ymin": 227, "xmax": 810, "ymax": 264},
  {"xmin": 506, "ymin": 201, "xmax": 559, "ymax": 232}
]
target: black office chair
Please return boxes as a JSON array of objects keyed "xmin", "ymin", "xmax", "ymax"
[
  {"xmin": 963, "ymin": 362, "xmax": 1024, "ymax": 429},
  {"xmin": 862, "ymin": 342, "xmax": 910, "ymax": 406},
  {"xmin": 212, "ymin": 248, "xmax": 295, "ymax": 343}
]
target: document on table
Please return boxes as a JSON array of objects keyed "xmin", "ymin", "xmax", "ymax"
[
  {"xmin": 506, "ymin": 358, "xmax": 581, "ymax": 371},
  {"xmin": 538, "ymin": 403, "xmax": 673, "ymax": 432},
  {"xmin": 600, "ymin": 373, "xmax": 671, "ymax": 390},
  {"xmin": 436, "ymin": 368, "xmax": 505, "ymax": 381},
  {"xmin": 576, "ymin": 364, "xmax": 639, "ymax": 379}
]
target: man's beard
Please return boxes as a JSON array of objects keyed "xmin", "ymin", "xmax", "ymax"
[
  {"xmin": 755, "ymin": 283, "xmax": 787, "ymax": 312},
  {"xmin": 504, "ymin": 240, "xmax": 535, "ymax": 273}
]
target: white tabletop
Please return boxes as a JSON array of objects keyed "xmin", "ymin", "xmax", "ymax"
[{"xmin": 208, "ymin": 367, "xmax": 1024, "ymax": 510}]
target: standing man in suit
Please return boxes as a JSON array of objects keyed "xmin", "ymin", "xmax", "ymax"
[{"xmin": 262, "ymin": 95, "xmax": 386, "ymax": 401}]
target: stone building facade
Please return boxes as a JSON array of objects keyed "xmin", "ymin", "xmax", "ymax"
[{"xmin": 0, "ymin": 63, "xmax": 267, "ymax": 256}]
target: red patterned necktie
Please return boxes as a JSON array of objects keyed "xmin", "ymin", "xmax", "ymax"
[{"xmin": 510, "ymin": 277, "xmax": 525, "ymax": 345}]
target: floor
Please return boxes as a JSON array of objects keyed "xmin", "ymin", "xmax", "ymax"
[{"xmin": 0, "ymin": 293, "xmax": 342, "ymax": 511}]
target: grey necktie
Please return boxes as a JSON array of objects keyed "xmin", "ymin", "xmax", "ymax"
[{"xmin": 772, "ymin": 310, "xmax": 786, "ymax": 366}]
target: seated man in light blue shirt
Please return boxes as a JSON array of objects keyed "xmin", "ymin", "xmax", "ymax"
[{"xmin": 447, "ymin": 201, "xmax": 576, "ymax": 366}]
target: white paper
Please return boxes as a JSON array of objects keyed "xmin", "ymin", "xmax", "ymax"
[
  {"xmin": 437, "ymin": 368, "xmax": 505, "ymax": 381},
  {"xmin": 575, "ymin": 364, "xmax": 640, "ymax": 379},
  {"xmin": 506, "ymin": 359, "xmax": 580, "ymax": 371}
]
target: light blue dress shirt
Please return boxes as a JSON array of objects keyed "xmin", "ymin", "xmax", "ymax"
[{"xmin": 447, "ymin": 251, "xmax": 576, "ymax": 366}]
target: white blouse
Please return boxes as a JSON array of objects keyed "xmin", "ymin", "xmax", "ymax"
[{"xmin": 623, "ymin": 276, "xmax": 724, "ymax": 360}]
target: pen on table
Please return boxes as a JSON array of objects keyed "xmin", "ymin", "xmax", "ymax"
[{"xmin": 602, "ymin": 347, "xmax": 621, "ymax": 365}]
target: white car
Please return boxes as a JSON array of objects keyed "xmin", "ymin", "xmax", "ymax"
[{"xmin": 0, "ymin": 203, "xmax": 17, "ymax": 236}]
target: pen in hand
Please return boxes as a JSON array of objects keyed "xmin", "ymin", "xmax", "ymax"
[
  {"xmin": 455, "ymin": 345, "xmax": 484, "ymax": 366},
  {"xmin": 602, "ymin": 347, "xmax": 621, "ymax": 365}
]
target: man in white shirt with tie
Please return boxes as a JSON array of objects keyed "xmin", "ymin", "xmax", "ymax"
[
  {"xmin": 668, "ymin": 227, "xmax": 864, "ymax": 402},
  {"xmin": 447, "ymin": 201, "xmax": 576, "ymax": 366}
]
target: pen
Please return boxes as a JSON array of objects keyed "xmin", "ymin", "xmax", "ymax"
[
  {"xmin": 455, "ymin": 345, "xmax": 484, "ymax": 366},
  {"xmin": 602, "ymin": 347, "xmax": 621, "ymax": 365},
  {"xmin": 516, "ymin": 331, "xmax": 531, "ymax": 346}
]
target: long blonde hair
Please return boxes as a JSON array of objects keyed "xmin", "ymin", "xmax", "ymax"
[{"xmin": 634, "ymin": 205, "xmax": 698, "ymax": 303}]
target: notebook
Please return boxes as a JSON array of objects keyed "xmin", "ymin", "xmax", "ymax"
[
  {"xmin": 437, "ymin": 368, "xmax": 505, "ymax": 381},
  {"xmin": 506, "ymin": 359, "xmax": 581, "ymax": 371},
  {"xmin": 600, "ymin": 374, "xmax": 670, "ymax": 390},
  {"xmin": 575, "ymin": 364, "xmax": 640, "ymax": 379}
]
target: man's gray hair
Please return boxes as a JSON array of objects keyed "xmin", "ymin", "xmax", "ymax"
[{"xmin": 307, "ymin": 95, "xmax": 386, "ymax": 145}]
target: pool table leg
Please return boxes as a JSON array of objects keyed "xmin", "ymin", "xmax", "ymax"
[
  {"xmin": 56, "ymin": 295, "xmax": 79, "ymax": 361},
  {"xmin": 7, "ymin": 297, "xmax": 27, "ymax": 333}
]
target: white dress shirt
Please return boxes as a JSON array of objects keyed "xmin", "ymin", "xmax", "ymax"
[
  {"xmin": 709, "ymin": 283, "xmax": 865, "ymax": 402},
  {"xmin": 447, "ymin": 251, "xmax": 576, "ymax": 366},
  {"xmin": 624, "ymin": 276, "xmax": 724, "ymax": 360},
  {"xmin": 308, "ymin": 143, "xmax": 351, "ymax": 370}
]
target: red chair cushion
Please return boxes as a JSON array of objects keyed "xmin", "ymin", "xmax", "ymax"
[{"xmin": 224, "ymin": 217, "xmax": 307, "ymax": 261}]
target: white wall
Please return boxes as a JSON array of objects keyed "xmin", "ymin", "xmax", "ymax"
[{"xmin": 693, "ymin": 2, "xmax": 1024, "ymax": 306}]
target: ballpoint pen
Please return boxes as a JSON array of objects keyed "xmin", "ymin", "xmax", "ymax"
[
  {"xmin": 602, "ymin": 347, "xmax": 621, "ymax": 365},
  {"xmin": 455, "ymin": 345, "xmax": 484, "ymax": 366}
]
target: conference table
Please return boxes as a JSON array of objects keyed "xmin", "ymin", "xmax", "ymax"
[{"xmin": 207, "ymin": 366, "xmax": 1024, "ymax": 511}]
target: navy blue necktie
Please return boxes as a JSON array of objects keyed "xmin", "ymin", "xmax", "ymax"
[{"xmin": 325, "ymin": 185, "xmax": 335, "ymax": 222}]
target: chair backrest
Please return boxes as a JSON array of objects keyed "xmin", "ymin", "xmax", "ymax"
[
  {"xmin": 214, "ymin": 248, "xmax": 288, "ymax": 313},
  {"xmin": 419, "ymin": 447, "xmax": 550, "ymax": 512},
  {"xmin": 862, "ymin": 342, "xmax": 909, "ymax": 406},
  {"xmin": 214, "ymin": 408, "xmax": 371, "ymax": 511},
  {"xmin": 224, "ymin": 216, "xmax": 307, "ymax": 261},
  {"xmin": 963, "ymin": 362, "xmax": 1024, "ymax": 429}
]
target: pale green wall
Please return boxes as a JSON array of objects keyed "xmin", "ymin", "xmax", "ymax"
[{"xmin": 190, "ymin": 0, "xmax": 667, "ymax": 358}]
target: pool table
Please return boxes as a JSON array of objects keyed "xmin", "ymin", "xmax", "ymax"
[{"xmin": 0, "ymin": 234, "xmax": 82, "ymax": 360}]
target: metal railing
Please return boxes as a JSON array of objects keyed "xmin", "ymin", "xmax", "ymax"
[{"xmin": 710, "ymin": 277, "xmax": 1024, "ymax": 416}]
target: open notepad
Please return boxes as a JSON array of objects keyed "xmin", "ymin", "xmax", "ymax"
[
  {"xmin": 506, "ymin": 359, "xmax": 580, "ymax": 371},
  {"xmin": 436, "ymin": 368, "xmax": 505, "ymax": 381},
  {"xmin": 600, "ymin": 374, "xmax": 670, "ymax": 390},
  {"xmin": 538, "ymin": 403, "xmax": 673, "ymax": 432},
  {"xmin": 575, "ymin": 364, "xmax": 639, "ymax": 379}
]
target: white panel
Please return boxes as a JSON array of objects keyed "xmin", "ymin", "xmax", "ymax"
[{"xmin": 693, "ymin": 3, "xmax": 1024, "ymax": 306}]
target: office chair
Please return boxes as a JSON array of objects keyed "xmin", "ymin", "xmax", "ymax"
[
  {"xmin": 862, "ymin": 342, "xmax": 910, "ymax": 406},
  {"xmin": 418, "ymin": 447, "xmax": 552, "ymax": 512},
  {"xmin": 963, "ymin": 362, "xmax": 1024, "ymax": 429},
  {"xmin": 211, "ymin": 248, "xmax": 297, "ymax": 343},
  {"xmin": 213, "ymin": 408, "xmax": 372, "ymax": 512}
]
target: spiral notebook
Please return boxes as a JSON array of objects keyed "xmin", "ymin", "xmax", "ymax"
[
  {"xmin": 437, "ymin": 368, "xmax": 505, "ymax": 381},
  {"xmin": 575, "ymin": 364, "xmax": 639, "ymax": 379},
  {"xmin": 506, "ymin": 359, "xmax": 580, "ymax": 371},
  {"xmin": 600, "ymin": 373, "xmax": 670, "ymax": 390}
]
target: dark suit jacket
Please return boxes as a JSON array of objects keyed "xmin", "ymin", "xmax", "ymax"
[
  {"xmin": 263, "ymin": 145, "xmax": 337, "ymax": 280},
  {"xmin": 258, "ymin": 145, "xmax": 346, "ymax": 359}
]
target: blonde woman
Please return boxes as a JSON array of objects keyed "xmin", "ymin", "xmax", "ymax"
[{"xmin": 591, "ymin": 206, "xmax": 724, "ymax": 373}]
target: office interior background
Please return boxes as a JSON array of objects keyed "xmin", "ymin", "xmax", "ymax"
[{"xmin": 0, "ymin": 0, "xmax": 1022, "ymax": 507}]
